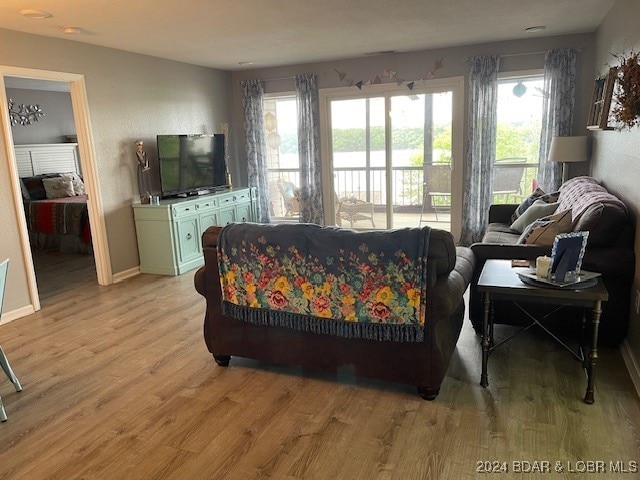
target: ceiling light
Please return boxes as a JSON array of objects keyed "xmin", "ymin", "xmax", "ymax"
[
  {"xmin": 20, "ymin": 9, "xmax": 52, "ymax": 19},
  {"xmin": 525, "ymin": 26, "xmax": 546, "ymax": 33},
  {"xmin": 238, "ymin": 61, "xmax": 254, "ymax": 66},
  {"xmin": 62, "ymin": 26, "xmax": 81, "ymax": 34}
]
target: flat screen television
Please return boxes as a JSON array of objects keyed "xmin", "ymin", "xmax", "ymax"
[{"xmin": 157, "ymin": 134, "xmax": 227, "ymax": 198}]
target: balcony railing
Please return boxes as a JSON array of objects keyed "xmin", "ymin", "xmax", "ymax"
[{"xmin": 267, "ymin": 162, "xmax": 538, "ymax": 214}]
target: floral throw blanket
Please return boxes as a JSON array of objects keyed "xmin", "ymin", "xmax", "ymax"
[{"xmin": 217, "ymin": 223, "xmax": 431, "ymax": 343}]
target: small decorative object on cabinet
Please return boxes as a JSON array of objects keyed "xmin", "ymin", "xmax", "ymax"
[
  {"xmin": 587, "ymin": 67, "xmax": 617, "ymax": 130},
  {"xmin": 133, "ymin": 187, "xmax": 257, "ymax": 275},
  {"xmin": 135, "ymin": 140, "xmax": 152, "ymax": 204}
]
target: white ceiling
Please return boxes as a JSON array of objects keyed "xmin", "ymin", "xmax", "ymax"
[{"xmin": 0, "ymin": 0, "xmax": 614, "ymax": 71}]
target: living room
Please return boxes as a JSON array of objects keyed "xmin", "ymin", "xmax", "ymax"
[{"xmin": 0, "ymin": 0, "xmax": 639, "ymax": 477}]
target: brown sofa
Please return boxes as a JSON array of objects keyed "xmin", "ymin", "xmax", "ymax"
[
  {"xmin": 469, "ymin": 177, "xmax": 635, "ymax": 346},
  {"xmin": 194, "ymin": 225, "xmax": 475, "ymax": 400}
]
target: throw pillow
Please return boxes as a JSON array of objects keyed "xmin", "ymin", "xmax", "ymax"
[
  {"xmin": 19, "ymin": 179, "xmax": 30, "ymax": 200},
  {"xmin": 42, "ymin": 176, "xmax": 75, "ymax": 199},
  {"xmin": 517, "ymin": 210, "xmax": 572, "ymax": 245},
  {"xmin": 511, "ymin": 188, "xmax": 561, "ymax": 223},
  {"xmin": 21, "ymin": 175, "xmax": 56, "ymax": 200},
  {"xmin": 60, "ymin": 172, "xmax": 86, "ymax": 195},
  {"xmin": 510, "ymin": 199, "xmax": 560, "ymax": 233},
  {"xmin": 511, "ymin": 188, "xmax": 546, "ymax": 223}
]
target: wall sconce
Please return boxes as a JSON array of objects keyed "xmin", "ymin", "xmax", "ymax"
[{"xmin": 8, "ymin": 98, "xmax": 45, "ymax": 126}]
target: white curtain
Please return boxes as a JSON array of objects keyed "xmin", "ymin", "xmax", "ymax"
[
  {"xmin": 295, "ymin": 74, "xmax": 324, "ymax": 225},
  {"xmin": 460, "ymin": 55, "xmax": 500, "ymax": 246},
  {"xmin": 537, "ymin": 48, "xmax": 578, "ymax": 192},
  {"xmin": 241, "ymin": 79, "xmax": 270, "ymax": 223}
]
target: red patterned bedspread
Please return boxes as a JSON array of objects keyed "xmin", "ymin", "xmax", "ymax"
[{"xmin": 25, "ymin": 195, "xmax": 91, "ymax": 245}]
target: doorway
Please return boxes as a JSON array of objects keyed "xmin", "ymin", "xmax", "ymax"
[
  {"xmin": 319, "ymin": 78, "xmax": 464, "ymax": 241},
  {"xmin": 0, "ymin": 66, "xmax": 111, "ymax": 314}
]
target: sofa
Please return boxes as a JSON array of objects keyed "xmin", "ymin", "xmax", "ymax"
[
  {"xmin": 469, "ymin": 176, "xmax": 635, "ymax": 346},
  {"xmin": 194, "ymin": 223, "xmax": 475, "ymax": 400}
]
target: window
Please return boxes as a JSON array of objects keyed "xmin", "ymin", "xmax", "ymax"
[
  {"xmin": 323, "ymin": 86, "xmax": 457, "ymax": 231},
  {"xmin": 494, "ymin": 74, "xmax": 544, "ymax": 204},
  {"xmin": 263, "ymin": 94, "xmax": 300, "ymax": 221}
]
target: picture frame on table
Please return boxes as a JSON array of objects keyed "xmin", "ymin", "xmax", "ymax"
[{"xmin": 549, "ymin": 231, "xmax": 590, "ymax": 283}]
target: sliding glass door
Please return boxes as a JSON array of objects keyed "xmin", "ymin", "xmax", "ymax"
[{"xmin": 320, "ymin": 80, "xmax": 462, "ymax": 238}]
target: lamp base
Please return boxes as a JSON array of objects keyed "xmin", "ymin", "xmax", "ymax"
[{"xmin": 562, "ymin": 163, "xmax": 570, "ymax": 184}]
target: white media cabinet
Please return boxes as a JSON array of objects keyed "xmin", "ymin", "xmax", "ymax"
[{"xmin": 133, "ymin": 187, "xmax": 257, "ymax": 275}]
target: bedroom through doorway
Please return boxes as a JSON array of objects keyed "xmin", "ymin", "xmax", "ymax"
[
  {"xmin": 5, "ymin": 77, "xmax": 96, "ymax": 306},
  {"xmin": 1, "ymin": 66, "xmax": 111, "ymax": 317}
]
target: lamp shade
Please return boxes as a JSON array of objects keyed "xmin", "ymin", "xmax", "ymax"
[{"xmin": 548, "ymin": 136, "xmax": 587, "ymax": 163}]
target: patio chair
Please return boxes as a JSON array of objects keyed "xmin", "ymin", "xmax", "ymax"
[
  {"xmin": 0, "ymin": 259, "xmax": 23, "ymax": 422},
  {"xmin": 420, "ymin": 164, "xmax": 451, "ymax": 223},
  {"xmin": 277, "ymin": 179, "xmax": 300, "ymax": 217},
  {"xmin": 335, "ymin": 194, "xmax": 375, "ymax": 228},
  {"xmin": 493, "ymin": 161, "xmax": 527, "ymax": 202}
]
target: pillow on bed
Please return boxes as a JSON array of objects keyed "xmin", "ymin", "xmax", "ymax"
[
  {"xmin": 21, "ymin": 174, "xmax": 60, "ymax": 200},
  {"xmin": 60, "ymin": 172, "xmax": 85, "ymax": 195},
  {"xmin": 19, "ymin": 179, "xmax": 30, "ymax": 200},
  {"xmin": 42, "ymin": 176, "xmax": 75, "ymax": 199}
]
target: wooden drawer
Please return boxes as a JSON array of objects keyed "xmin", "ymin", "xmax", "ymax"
[{"xmin": 172, "ymin": 202, "xmax": 199, "ymax": 217}]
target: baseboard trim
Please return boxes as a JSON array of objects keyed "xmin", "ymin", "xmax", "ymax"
[
  {"xmin": 621, "ymin": 339, "xmax": 640, "ymax": 400},
  {"xmin": 0, "ymin": 305, "xmax": 36, "ymax": 325},
  {"xmin": 112, "ymin": 266, "xmax": 140, "ymax": 284}
]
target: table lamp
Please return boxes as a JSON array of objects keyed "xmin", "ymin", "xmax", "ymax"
[{"xmin": 548, "ymin": 136, "xmax": 588, "ymax": 183}]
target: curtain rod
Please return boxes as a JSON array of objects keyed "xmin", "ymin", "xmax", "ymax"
[
  {"xmin": 466, "ymin": 48, "xmax": 583, "ymax": 61},
  {"xmin": 238, "ymin": 72, "xmax": 325, "ymax": 84},
  {"xmin": 502, "ymin": 47, "xmax": 583, "ymax": 58},
  {"xmin": 501, "ymin": 50, "xmax": 547, "ymax": 58}
]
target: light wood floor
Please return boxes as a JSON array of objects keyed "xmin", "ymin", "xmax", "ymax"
[{"xmin": 1, "ymin": 258, "xmax": 639, "ymax": 479}]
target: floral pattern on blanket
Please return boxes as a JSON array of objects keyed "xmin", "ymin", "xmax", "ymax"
[
  {"xmin": 221, "ymin": 239, "xmax": 423, "ymax": 325},
  {"xmin": 218, "ymin": 224, "xmax": 426, "ymax": 337}
]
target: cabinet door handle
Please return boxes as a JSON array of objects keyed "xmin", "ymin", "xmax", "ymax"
[{"xmin": 186, "ymin": 233, "xmax": 192, "ymax": 240}]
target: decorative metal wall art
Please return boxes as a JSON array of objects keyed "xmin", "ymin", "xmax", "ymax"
[{"xmin": 8, "ymin": 98, "xmax": 45, "ymax": 126}]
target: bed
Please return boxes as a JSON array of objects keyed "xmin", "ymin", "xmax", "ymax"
[
  {"xmin": 16, "ymin": 143, "xmax": 92, "ymax": 254},
  {"xmin": 24, "ymin": 194, "xmax": 91, "ymax": 253}
]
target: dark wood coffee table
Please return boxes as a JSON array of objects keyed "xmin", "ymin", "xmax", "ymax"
[{"xmin": 477, "ymin": 259, "xmax": 609, "ymax": 404}]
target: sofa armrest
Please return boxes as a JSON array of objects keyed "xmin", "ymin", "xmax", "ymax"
[
  {"xmin": 488, "ymin": 204, "xmax": 518, "ymax": 224},
  {"xmin": 194, "ymin": 266, "xmax": 206, "ymax": 297},
  {"xmin": 470, "ymin": 242, "xmax": 550, "ymax": 262},
  {"xmin": 429, "ymin": 246, "xmax": 475, "ymax": 321},
  {"xmin": 202, "ymin": 225, "xmax": 223, "ymax": 248}
]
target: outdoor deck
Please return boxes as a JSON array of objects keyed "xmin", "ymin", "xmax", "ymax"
[{"xmin": 272, "ymin": 211, "xmax": 451, "ymax": 232}]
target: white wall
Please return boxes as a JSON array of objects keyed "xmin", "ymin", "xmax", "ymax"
[
  {"xmin": 0, "ymin": 28, "xmax": 232, "ymax": 314},
  {"xmin": 593, "ymin": 0, "xmax": 640, "ymax": 366}
]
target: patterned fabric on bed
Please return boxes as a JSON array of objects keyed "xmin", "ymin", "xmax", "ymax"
[
  {"xmin": 218, "ymin": 223, "xmax": 431, "ymax": 342},
  {"xmin": 25, "ymin": 195, "xmax": 91, "ymax": 244}
]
